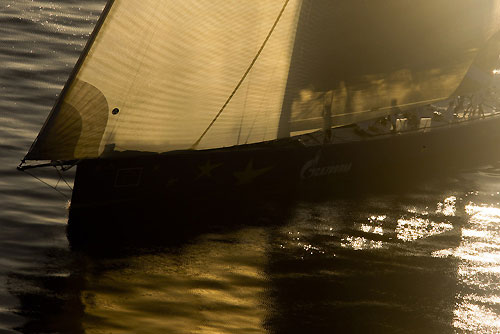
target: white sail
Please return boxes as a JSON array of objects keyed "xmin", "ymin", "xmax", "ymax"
[
  {"xmin": 26, "ymin": 0, "xmax": 302, "ymax": 161},
  {"xmin": 26, "ymin": 0, "xmax": 500, "ymax": 161}
]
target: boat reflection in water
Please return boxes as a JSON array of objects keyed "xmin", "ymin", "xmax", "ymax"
[
  {"xmin": 9, "ymin": 168, "xmax": 500, "ymax": 333},
  {"xmin": 80, "ymin": 228, "xmax": 271, "ymax": 334}
]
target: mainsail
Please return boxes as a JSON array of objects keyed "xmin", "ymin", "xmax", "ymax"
[
  {"xmin": 279, "ymin": 0, "xmax": 500, "ymax": 137},
  {"xmin": 25, "ymin": 0, "xmax": 500, "ymax": 161}
]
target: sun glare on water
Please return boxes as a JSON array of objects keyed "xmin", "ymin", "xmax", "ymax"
[{"xmin": 431, "ymin": 202, "xmax": 500, "ymax": 333}]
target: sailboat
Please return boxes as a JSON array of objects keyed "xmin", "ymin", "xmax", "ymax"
[{"xmin": 19, "ymin": 0, "xmax": 500, "ymax": 214}]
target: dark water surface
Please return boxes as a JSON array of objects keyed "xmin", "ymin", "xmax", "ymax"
[{"xmin": 1, "ymin": 1, "xmax": 500, "ymax": 333}]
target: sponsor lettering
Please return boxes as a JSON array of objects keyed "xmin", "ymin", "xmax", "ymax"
[{"xmin": 300, "ymin": 154, "xmax": 352, "ymax": 179}]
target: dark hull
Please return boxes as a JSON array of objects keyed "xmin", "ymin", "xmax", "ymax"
[
  {"xmin": 71, "ymin": 115, "xmax": 500, "ymax": 209},
  {"xmin": 66, "ymin": 115, "xmax": 500, "ymax": 249}
]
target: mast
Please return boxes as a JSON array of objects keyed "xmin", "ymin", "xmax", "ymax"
[{"xmin": 277, "ymin": 0, "xmax": 310, "ymax": 139}]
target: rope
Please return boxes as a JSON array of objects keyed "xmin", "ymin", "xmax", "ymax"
[
  {"xmin": 55, "ymin": 173, "xmax": 62, "ymax": 189},
  {"xmin": 55, "ymin": 166, "xmax": 73, "ymax": 191},
  {"xmin": 22, "ymin": 169, "xmax": 70, "ymax": 200},
  {"xmin": 191, "ymin": 0, "xmax": 291, "ymax": 149}
]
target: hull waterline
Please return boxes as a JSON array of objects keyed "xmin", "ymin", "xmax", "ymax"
[
  {"xmin": 70, "ymin": 114, "xmax": 500, "ymax": 210},
  {"xmin": 65, "ymin": 114, "xmax": 500, "ymax": 249}
]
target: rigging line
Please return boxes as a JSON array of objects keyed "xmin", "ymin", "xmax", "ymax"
[
  {"xmin": 54, "ymin": 166, "xmax": 73, "ymax": 191},
  {"xmin": 22, "ymin": 170, "xmax": 70, "ymax": 200},
  {"xmin": 483, "ymin": 102, "xmax": 500, "ymax": 111},
  {"xmin": 55, "ymin": 173, "xmax": 62, "ymax": 189},
  {"xmin": 245, "ymin": 56, "xmax": 280, "ymax": 144},
  {"xmin": 61, "ymin": 160, "xmax": 79, "ymax": 172},
  {"xmin": 244, "ymin": 106, "xmax": 260, "ymax": 144},
  {"xmin": 237, "ymin": 80, "xmax": 251, "ymax": 145},
  {"xmin": 296, "ymin": 96, "xmax": 450, "ymax": 124},
  {"xmin": 260, "ymin": 46, "xmax": 284, "ymax": 142},
  {"xmin": 191, "ymin": 0, "xmax": 291, "ymax": 149},
  {"xmin": 238, "ymin": 14, "xmax": 265, "ymax": 145}
]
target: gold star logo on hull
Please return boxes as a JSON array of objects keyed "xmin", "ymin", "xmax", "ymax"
[
  {"xmin": 196, "ymin": 160, "xmax": 223, "ymax": 179},
  {"xmin": 233, "ymin": 160, "xmax": 273, "ymax": 185}
]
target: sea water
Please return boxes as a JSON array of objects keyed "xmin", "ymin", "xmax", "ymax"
[{"xmin": 1, "ymin": 1, "xmax": 500, "ymax": 333}]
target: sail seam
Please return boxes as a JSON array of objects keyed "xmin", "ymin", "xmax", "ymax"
[
  {"xmin": 104, "ymin": 2, "xmax": 166, "ymax": 151},
  {"xmin": 191, "ymin": 0, "xmax": 291, "ymax": 149}
]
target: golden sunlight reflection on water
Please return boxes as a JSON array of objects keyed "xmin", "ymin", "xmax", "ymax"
[
  {"xmin": 339, "ymin": 196, "xmax": 458, "ymax": 250},
  {"xmin": 81, "ymin": 228, "xmax": 268, "ymax": 334},
  {"xmin": 342, "ymin": 215, "xmax": 387, "ymax": 251},
  {"xmin": 396, "ymin": 217, "xmax": 454, "ymax": 242},
  {"xmin": 433, "ymin": 202, "xmax": 500, "ymax": 333},
  {"xmin": 395, "ymin": 195, "xmax": 456, "ymax": 243},
  {"xmin": 341, "ymin": 236, "xmax": 384, "ymax": 250},
  {"xmin": 75, "ymin": 192, "xmax": 500, "ymax": 333}
]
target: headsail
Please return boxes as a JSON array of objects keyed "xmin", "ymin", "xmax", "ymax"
[
  {"xmin": 26, "ymin": 0, "xmax": 303, "ymax": 161},
  {"xmin": 25, "ymin": 0, "xmax": 500, "ymax": 161}
]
